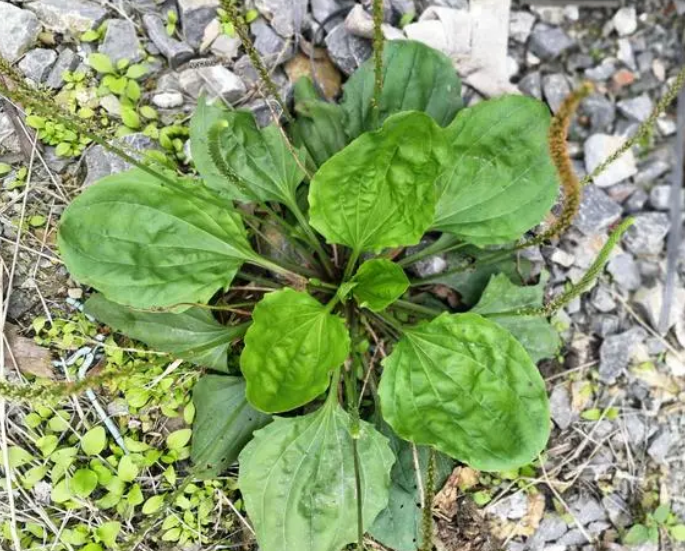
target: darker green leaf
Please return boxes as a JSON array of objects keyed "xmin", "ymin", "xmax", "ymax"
[{"xmin": 351, "ymin": 259, "xmax": 409, "ymax": 312}]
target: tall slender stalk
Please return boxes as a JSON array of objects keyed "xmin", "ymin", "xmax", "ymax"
[{"xmin": 371, "ymin": 0, "xmax": 385, "ymax": 127}]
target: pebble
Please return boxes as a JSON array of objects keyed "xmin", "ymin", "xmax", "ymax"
[
  {"xmin": 599, "ymin": 327, "xmax": 646, "ymax": 384},
  {"xmin": 84, "ymin": 133, "xmax": 160, "ymax": 186},
  {"xmin": 617, "ymin": 94, "xmax": 653, "ymax": 122},
  {"xmin": 509, "ymin": 10, "xmax": 535, "ymax": 44},
  {"xmin": 178, "ymin": 65, "xmax": 246, "ymax": 103},
  {"xmin": 488, "ymin": 492, "xmax": 528, "ymax": 520},
  {"xmin": 549, "ymin": 385, "xmax": 574, "ymax": 430},
  {"xmin": 18, "ymin": 48, "xmax": 57, "ymax": 83},
  {"xmin": 177, "ymin": 0, "xmax": 219, "ymax": 50},
  {"xmin": 606, "ymin": 253, "xmax": 641, "ymax": 291},
  {"xmin": 143, "ymin": 13, "xmax": 194, "ymax": 69},
  {"xmin": 344, "ymin": 3, "xmax": 374, "ymax": 39},
  {"xmin": 518, "ymin": 71, "xmax": 542, "ymax": 99},
  {"xmin": 585, "ymin": 59, "xmax": 618, "ymax": 81},
  {"xmin": 656, "ymin": 116, "xmax": 677, "ymax": 136},
  {"xmin": 528, "ymin": 25, "xmax": 575, "ymax": 61},
  {"xmin": 45, "ymin": 48, "xmax": 79, "ymax": 89},
  {"xmin": 573, "ymin": 184, "xmax": 622, "ymax": 235},
  {"xmin": 612, "ymin": 7, "xmax": 637, "ymax": 37},
  {"xmin": 325, "ymin": 22, "xmax": 372, "ymax": 75},
  {"xmin": 255, "ymin": 0, "xmax": 307, "ymax": 38},
  {"xmin": 616, "ymin": 38, "xmax": 636, "ymax": 70},
  {"xmin": 622, "ymin": 212, "xmax": 670, "ymax": 256},
  {"xmin": 647, "ymin": 429, "xmax": 672, "ymax": 464},
  {"xmin": 99, "ymin": 18, "xmax": 142, "ymax": 64},
  {"xmin": 0, "ymin": 2, "xmax": 41, "ymax": 63},
  {"xmin": 648, "ymin": 185, "xmax": 674, "ymax": 211},
  {"xmin": 542, "ymin": 73, "xmax": 571, "ymax": 114},
  {"xmin": 201, "ymin": 19, "xmax": 241, "ymax": 59},
  {"xmin": 582, "ymin": 94, "xmax": 616, "ymax": 133},
  {"xmin": 633, "ymin": 284, "xmax": 685, "ymax": 333},
  {"xmin": 25, "ymin": 0, "xmax": 107, "ymax": 34},
  {"xmin": 592, "ymin": 287, "xmax": 617, "ymax": 313},
  {"xmin": 529, "ymin": 514, "xmax": 568, "ymax": 545},
  {"xmin": 551, "ymin": 248, "xmax": 575, "ymax": 268},
  {"xmin": 152, "ymin": 91, "xmax": 184, "ymax": 109},
  {"xmin": 584, "ymin": 134, "xmax": 638, "ymax": 188},
  {"xmin": 634, "ymin": 159, "xmax": 670, "ymax": 185},
  {"xmin": 251, "ymin": 18, "xmax": 295, "ymax": 66},
  {"xmin": 311, "ymin": 0, "xmax": 354, "ymax": 28}
]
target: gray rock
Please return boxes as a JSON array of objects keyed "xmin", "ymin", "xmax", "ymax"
[
  {"xmin": 509, "ymin": 11, "xmax": 535, "ymax": 44},
  {"xmin": 99, "ymin": 19, "xmax": 142, "ymax": 64},
  {"xmin": 567, "ymin": 52, "xmax": 595, "ymax": 72},
  {"xmin": 542, "ymin": 73, "xmax": 571, "ymax": 114},
  {"xmin": 569, "ymin": 494, "xmax": 607, "ymax": 526},
  {"xmin": 45, "ymin": 48, "xmax": 79, "ymax": 90},
  {"xmin": 599, "ymin": 327, "xmax": 646, "ymax": 384},
  {"xmin": 529, "ymin": 26, "xmax": 575, "ymax": 61},
  {"xmin": 657, "ymin": 116, "xmax": 677, "ymax": 136},
  {"xmin": 178, "ymin": 65, "xmax": 246, "ymax": 103},
  {"xmin": 18, "ymin": 48, "xmax": 57, "ymax": 83},
  {"xmin": 557, "ymin": 529, "xmax": 590, "ymax": 546},
  {"xmin": 210, "ymin": 33, "xmax": 241, "ymax": 60},
  {"xmin": 143, "ymin": 14, "xmax": 194, "ymax": 69},
  {"xmin": 624, "ymin": 188, "xmax": 648, "ymax": 213},
  {"xmin": 617, "ymin": 94, "xmax": 653, "ymax": 123},
  {"xmin": 345, "ymin": 3, "xmax": 374, "ymax": 39},
  {"xmin": 585, "ymin": 59, "xmax": 617, "ymax": 81},
  {"xmin": 178, "ymin": 0, "xmax": 219, "ymax": 50},
  {"xmin": 573, "ymin": 185, "xmax": 622, "ymax": 236},
  {"xmin": 633, "ymin": 284, "xmax": 685, "ymax": 333},
  {"xmin": 617, "ymin": 38, "xmax": 636, "ymax": 71},
  {"xmin": 592, "ymin": 287, "xmax": 616, "ymax": 313},
  {"xmin": 584, "ymin": 134, "xmax": 638, "ymax": 188},
  {"xmin": 649, "ymin": 185, "xmax": 674, "ymax": 211},
  {"xmin": 325, "ymin": 22, "xmax": 372, "ymax": 75},
  {"xmin": 431, "ymin": 0, "xmax": 468, "ymax": 8},
  {"xmin": 0, "ymin": 3, "xmax": 41, "ymax": 63},
  {"xmin": 582, "ymin": 95, "xmax": 616, "ymax": 133},
  {"xmin": 607, "ymin": 253, "xmax": 641, "ymax": 291},
  {"xmin": 26, "ymin": 0, "xmax": 107, "ymax": 34},
  {"xmin": 410, "ymin": 256, "xmax": 447, "ymax": 278},
  {"xmin": 311, "ymin": 0, "xmax": 354, "ymax": 26},
  {"xmin": 255, "ymin": 0, "xmax": 307, "ymax": 38},
  {"xmin": 551, "ymin": 248, "xmax": 575, "ymax": 268},
  {"xmin": 591, "ymin": 314, "xmax": 620, "ymax": 337},
  {"xmin": 488, "ymin": 492, "xmax": 528, "ymax": 520},
  {"xmin": 647, "ymin": 429, "xmax": 672, "ymax": 464},
  {"xmin": 84, "ymin": 133, "xmax": 160, "ymax": 187},
  {"xmin": 549, "ymin": 385, "xmax": 574, "ymax": 430},
  {"xmin": 518, "ymin": 71, "xmax": 542, "ymax": 100},
  {"xmin": 622, "ymin": 212, "xmax": 670, "ymax": 256},
  {"xmin": 634, "ymin": 159, "xmax": 670, "ymax": 185},
  {"xmin": 0, "ymin": 112, "xmax": 21, "ymax": 154},
  {"xmin": 530, "ymin": 514, "xmax": 568, "ymax": 544},
  {"xmin": 251, "ymin": 19, "xmax": 295, "ymax": 66},
  {"xmin": 613, "ymin": 7, "xmax": 637, "ymax": 36}
]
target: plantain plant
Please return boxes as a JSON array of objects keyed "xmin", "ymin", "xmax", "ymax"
[{"xmin": 5, "ymin": 8, "xmax": 672, "ymax": 550}]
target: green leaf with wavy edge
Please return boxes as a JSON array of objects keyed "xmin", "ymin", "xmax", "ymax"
[
  {"xmin": 238, "ymin": 398, "xmax": 395, "ymax": 551},
  {"xmin": 378, "ymin": 313, "xmax": 550, "ymax": 471},
  {"xmin": 191, "ymin": 375, "xmax": 270, "ymax": 478},
  {"xmin": 309, "ymin": 111, "xmax": 446, "ymax": 254},
  {"xmin": 471, "ymin": 273, "xmax": 561, "ymax": 363},
  {"xmin": 351, "ymin": 259, "xmax": 409, "ymax": 312},
  {"xmin": 342, "ymin": 40, "xmax": 462, "ymax": 139},
  {"xmin": 85, "ymin": 294, "xmax": 245, "ymax": 371},
  {"xmin": 291, "ymin": 77, "xmax": 348, "ymax": 169},
  {"xmin": 433, "ymin": 95, "xmax": 559, "ymax": 245},
  {"xmin": 58, "ymin": 169, "xmax": 256, "ymax": 310},
  {"xmin": 240, "ymin": 288, "xmax": 350, "ymax": 413}
]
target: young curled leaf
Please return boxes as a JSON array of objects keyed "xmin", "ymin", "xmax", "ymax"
[
  {"xmin": 351, "ymin": 259, "xmax": 409, "ymax": 312},
  {"xmin": 240, "ymin": 289, "xmax": 350, "ymax": 413},
  {"xmin": 378, "ymin": 313, "xmax": 550, "ymax": 471}
]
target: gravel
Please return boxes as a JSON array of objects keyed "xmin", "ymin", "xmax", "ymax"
[
  {"xmin": 177, "ymin": 0, "xmax": 219, "ymax": 50},
  {"xmin": 617, "ymin": 94, "xmax": 654, "ymax": 122},
  {"xmin": 573, "ymin": 185, "xmax": 622, "ymax": 235},
  {"xmin": 143, "ymin": 14, "xmax": 195, "ymax": 69},
  {"xmin": 622, "ymin": 212, "xmax": 671, "ymax": 256},
  {"xmin": 99, "ymin": 19, "xmax": 143, "ymax": 64},
  {"xmin": 0, "ymin": 2, "xmax": 41, "ymax": 63},
  {"xmin": 25, "ymin": 0, "xmax": 107, "ymax": 34},
  {"xmin": 528, "ymin": 25, "xmax": 575, "ymax": 60},
  {"xmin": 584, "ymin": 134, "xmax": 638, "ymax": 188},
  {"xmin": 18, "ymin": 48, "xmax": 57, "ymax": 83}
]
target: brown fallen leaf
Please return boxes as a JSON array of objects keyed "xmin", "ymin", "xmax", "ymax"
[
  {"xmin": 285, "ymin": 52, "xmax": 342, "ymax": 100},
  {"xmin": 3, "ymin": 324, "xmax": 54, "ymax": 379},
  {"xmin": 434, "ymin": 466, "xmax": 481, "ymax": 516}
]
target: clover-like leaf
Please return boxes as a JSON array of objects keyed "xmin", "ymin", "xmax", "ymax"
[
  {"xmin": 191, "ymin": 375, "xmax": 271, "ymax": 478},
  {"xmin": 238, "ymin": 398, "xmax": 395, "ymax": 551},
  {"xmin": 471, "ymin": 273, "xmax": 561, "ymax": 363},
  {"xmin": 240, "ymin": 288, "xmax": 350, "ymax": 413},
  {"xmin": 342, "ymin": 40, "xmax": 462, "ymax": 139},
  {"xmin": 85, "ymin": 294, "xmax": 246, "ymax": 371},
  {"xmin": 309, "ymin": 112, "xmax": 446, "ymax": 254},
  {"xmin": 378, "ymin": 313, "xmax": 550, "ymax": 471},
  {"xmin": 58, "ymin": 169, "xmax": 256, "ymax": 310},
  {"xmin": 433, "ymin": 95, "xmax": 559, "ymax": 245},
  {"xmin": 351, "ymin": 259, "xmax": 409, "ymax": 312}
]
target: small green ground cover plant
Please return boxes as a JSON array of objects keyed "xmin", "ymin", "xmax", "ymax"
[{"xmin": 2, "ymin": 2, "xmax": 684, "ymax": 549}]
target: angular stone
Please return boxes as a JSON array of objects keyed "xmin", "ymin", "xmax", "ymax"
[
  {"xmin": 622, "ymin": 212, "xmax": 670, "ymax": 256},
  {"xmin": 518, "ymin": 71, "xmax": 542, "ymax": 100},
  {"xmin": 489, "ymin": 492, "xmax": 528, "ymax": 520},
  {"xmin": 549, "ymin": 385, "xmax": 574, "ymax": 430},
  {"xmin": 613, "ymin": 7, "xmax": 637, "ymax": 36},
  {"xmin": 633, "ymin": 283, "xmax": 685, "ymax": 333},
  {"xmin": 178, "ymin": 65, "xmax": 246, "ymax": 104},
  {"xmin": 311, "ymin": 0, "xmax": 354, "ymax": 30},
  {"xmin": 45, "ymin": 48, "xmax": 78, "ymax": 90},
  {"xmin": 0, "ymin": 3, "xmax": 41, "ymax": 63},
  {"xmin": 599, "ymin": 327, "xmax": 646, "ymax": 384},
  {"xmin": 573, "ymin": 185, "xmax": 622, "ymax": 236},
  {"xmin": 84, "ymin": 133, "xmax": 160, "ymax": 187},
  {"xmin": 325, "ymin": 22, "xmax": 372, "ymax": 75},
  {"xmin": 647, "ymin": 430, "xmax": 671, "ymax": 464},
  {"xmin": 634, "ymin": 159, "xmax": 670, "ymax": 185},
  {"xmin": 18, "ymin": 48, "xmax": 57, "ymax": 83},
  {"xmin": 603, "ymin": 494, "xmax": 632, "ymax": 530},
  {"xmin": 178, "ymin": 0, "xmax": 219, "ymax": 50},
  {"xmin": 345, "ymin": 3, "xmax": 374, "ymax": 39},
  {"xmin": 529, "ymin": 26, "xmax": 575, "ymax": 61},
  {"xmin": 542, "ymin": 73, "xmax": 571, "ymax": 114},
  {"xmin": 255, "ymin": 0, "xmax": 307, "ymax": 38},
  {"xmin": 569, "ymin": 494, "xmax": 607, "ymax": 526},
  {"xmin": 585, "ymin": 59, "xmax": 618, "ymax": 81},
  {"xmin": 592, "ymin": 287, "xmax": 616, "ymax": 313},
  {"xmin": 251, "ymin": 19, "xmax": 295, "ymax": 66},
  {"xmin": 99, "ymin": 19, "xmax": 142, "ymax": 64},
  {"xmin": 26, "ymin": 0, "xmax": 107, "ymax": 34},
  {"xmin": 509, "ymin": 10, "xmax": 535, "ymax": 44},
  {"xmin": 143, "ymin": 14, "xmax": 194, "ymax": 69},
  {"xmin": 617, "ymin": 94, "xmax": 653, "ymax": 123},
  {"xmin": 649, "ymin": 185, "xmax": 674, "ymax": 211},
  {"xmin": 584, "ymin": 134, "xmax": 638, "ymax": 188},
  {"xmin": 581, "ymin": 94, "xmax": 616, "ymax": 133},
  {"xmin": 606, "ymin": 253, "xmax": 641, "ymax": 291}
]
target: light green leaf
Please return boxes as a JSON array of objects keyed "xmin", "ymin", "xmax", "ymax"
[
  {"xmin": 670, "ymin": 525, "xmax": 685, "ymax": 541},
  {"xmin": 88, "ymin": 53, "xmax": 115, "ymax": 74},
  {"xmin": 36, "ymin": 435, "xmax": 58, "ymax": 457},
  {"xmin": 81, "ymin": 426, "xmax": 107, "ymax": 456},
  {"xmin": 51, "ymin": 478, "xmax": 72, "ymax": 503},
  {"xmin": 653, "ymin": 504, "xmax": 670, "ymax": 524},
  {"xmin": 121, "ymin": 105, "xmax": 140, "ymax": 129},
  {"xmin": 117, "ymin": 455, "xmax": 139, "ymax": 482},
  {"xmin": 166, "ymin": 429, "xmax": 192, "ymax": 451},
  {"xmin": 96, "ymin": 521, "xmax": 121, "ymax": 548},
  {"xmin": 191, "ymin": 375, "xmax": 271, "ymax": 478},
  {"xmin": 8, "ymin": 446, "xmax": 34, "ymax": 469},
  {"xmin": 139, "ymin": 105, "xmax": 158, "ymax": 120},
  {"xmin": 21, "ymin": 465, "xmax": 49, "ymax": 487},
  {"xmin": 351, "ymin": 259, "xmax": 409, "ymax": 312},
  {"xmin": 309, "ymin": 112, "xmax": 445, "ymax": 254},
  {"xmin": 239, "ymin": 399, "xmax": 395, "ymax": 551},
  {"xmin": 342, "ymin": 40, "xmax": 462, "ymax": 139},
  {"xmin": 72, "ymin": 468, "xmax": 98, "ymax": 498},
  {"xmin": 433, "ymin": 95, "xmax": 559, "ymax": 245},
  {"xmin": 142, "ymin": 494, "xmax": 165, "ymax": 515},
  {"xmin": 471, "ymin": 273, "xmax": 560, "ymax": 363},
  {"xmin": 58, "ymin": 169, "xmax": 256, "ymax": 310},
  {"xmin": 126, "ymin": 80, "xmax": 141, "ymax": 102},
  {"xmin": 85, "ymin": 294, "xmax": 244, "ymax": 371},
  {"xmin": 624, "ymin": 524, "xmax": 651, "ymax": 545},
  {"xmin": 241, "ymin": 288, "xmax": 349, "ymax": 413},
  {"xmin": 378, "ymin": 313, "xmax": 550, "ymax": 471},
  {"xmin": 126, "ymin": 64, "xmax": 148, "ymax": 80},
  {"xmin": 291, "ymin": 77, "xmax": 348, "ymax": 168}
]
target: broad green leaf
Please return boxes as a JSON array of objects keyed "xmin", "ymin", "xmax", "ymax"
[
  {"xmin": 623, "ymin": 524, "xmax": 651, "ymax": 545},
  {"xmin": 81, "ymin": 426, "xmax": 107, "ymax": 456},
  {"xmin": 239, "ymin": 399, "xmax": 395, "ymax": 551},
  {"xmin": 191, "ymin": 375, "xmax": 270, "ymax": 478},
  {"xmin": 378, "ymin": 313, "xmax": 550, "ymax": 471},
  {"xmin": 8, "ymin": 446, "xmax": 33, "ymax": 468},
  {"xmin": 291, "ymin": 77, "xmax": 348, "ymax": 168},
  {"xmin": 342, "ymin": 40, "xmax": 462, "ymax": 139},
  {"xmin": 352, "ymin": 259, "xmax": 409, "ymax": 312},
  {"xmin": 166, "ymin": 429, "xmax": 192, "ymax": 450},
  {"xmin": 51, "ymin": 478, "xmax": 72, "ymax": 503},
  {"xmin": 241, "ymin": 289, "xmax": 349, "ymax": 413},
  {"xmin": 85, "ymin": 294, "xmax": 244, "ymax": 371},
  {"xmin": 142, "ymin": 494, "xmax": 165, "ymax": 515},
  {"xmin": 88, "ymin": 53, "xmax": 115, "ymax": 74},
  {"xmin": 309, "ymin": 112, "xmax": 446, "ymax": 254},
  {"xmin": 72, "ymin": 468, "xmax": 98, "ymax": 498},
  {"xmin": 96, "ymin": 521, "xmax": 121, "ymax": 548},
  {"xmin": 670, "ymin": 525, "xmax": 685, "ymax": 541},
  {"xmin": 370, "ymin": 425, "xmax": 454, "ymax": 551},
  {"xmin": 471, "ymin": 273, "xmax": 561, "ymax": 363},
  {"xmin": 58, "ymin": 169, "xmax": 255, "ymax": 310},
  {"xmin": 433, "ymin": 95, "xmax": 559, "ymax": 245},
  {"xmin": 117, "ymin": 455, "xmax": 139, "ymax": 482}
]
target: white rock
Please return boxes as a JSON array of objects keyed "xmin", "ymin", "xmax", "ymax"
[
  {"xmin": 509, "ymin": 10, "xmax": 535, "ymax": 44},
  {"xmin": 657, "ymin": 116, "xmax": 677, "ymax": 136},
  {"xmin": 633, "ymin": 284, "xmax": 685, "ymax": 333},
  {"xmin": 652, "ymin": 59, "xmax": 666, "ymax": 81},
  {"xmin": 179, "ymin": 65, "xmax": 246, "ymax": 104},
  {"xmin": 613, "ymin": 7, "xmax": 637, "ymax": 36},
  {"xmin": 25, "ymin": 0, "xmax": 107, "ymax": 34},
  {"xmin": 530, "ymin": 6, "xmax": 564, "ymax": 25},
  {"xmin": 616, "ymin": 38, "xmax": 636, "ymax": 70},
  {"xmin": 583, "ymin": 134, "xmax": 637, "ymax": 188},
  {"xmin": 0, "ymin": 2, "xmax": 41, "ymax": 63},
  {"xmin": 617, "ymin": 94, "xmax": 653, "ymax": 122},
  {"xmin": 152, "ymin": 91, "xmax": 184, "ymax": 109},
  {"xmin": 551, "ymin": 249, "xmax": 575, "ymax": 268},
  {"xmin": 344, "ymin": 3, "xmax": 373, "ymax": 39}
]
